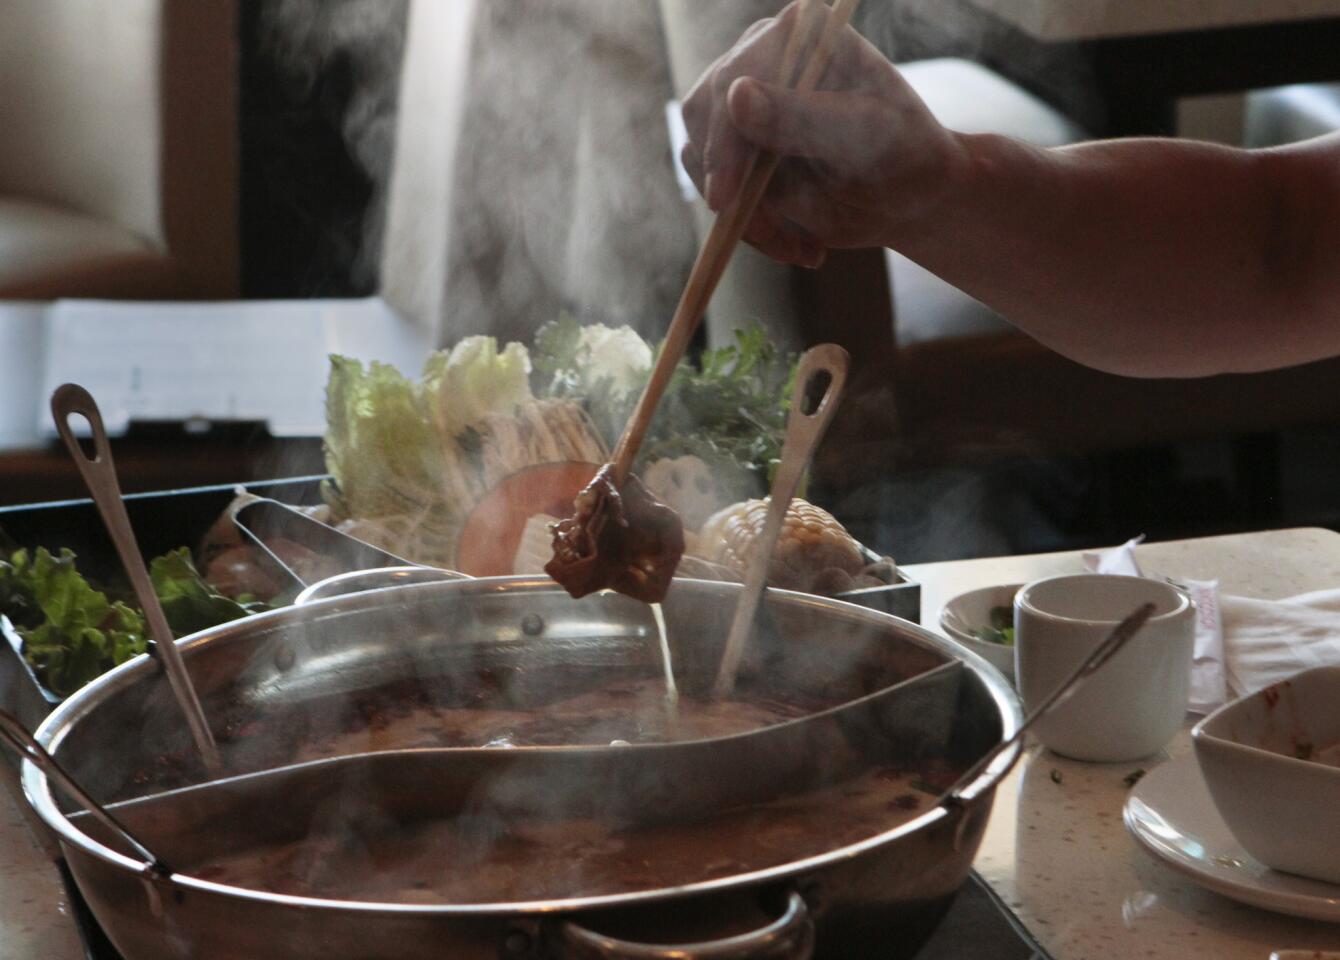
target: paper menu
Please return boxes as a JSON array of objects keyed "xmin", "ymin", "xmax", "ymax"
[
  {"xmin": 0, "ymin": 303, "xmax": 45, "ymax": 449},
  {"xmin": 38, "ymin": 297, "xmax": 432, "ymax": 438}
]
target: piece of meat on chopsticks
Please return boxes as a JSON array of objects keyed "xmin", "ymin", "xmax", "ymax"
[
  {"xmin": 545, "ymin": 465, "xmax": 684, "ymax": 604},
  {"xmin": 545, "ymin": 0, "xmax": 859, "ymax": 605}
]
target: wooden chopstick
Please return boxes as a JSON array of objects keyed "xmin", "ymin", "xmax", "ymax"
[
  {"xmin": 779, "ymin": 0, "xmax": 827, "ymax": 88},
  {"xmin": 609, "ymin": 0, "xmax": 861, "ymax": 485}
]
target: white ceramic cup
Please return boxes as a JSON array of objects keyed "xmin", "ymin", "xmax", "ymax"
[{"xmin": 1014, "ymin": 574, "xmax": 1194, "ymax": 762}]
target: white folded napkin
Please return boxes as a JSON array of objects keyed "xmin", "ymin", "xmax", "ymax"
[
  {"xmin": 1082, "ymin": 534, "xmax": 1145, "ymax": 577},
  {"xmin": 1220, "ymin": 588, "xmax": 1340, "ymax": 696},
  {"xmin": 1083, "ymin": 536, "xmax": 1340, "ymax": 709}
]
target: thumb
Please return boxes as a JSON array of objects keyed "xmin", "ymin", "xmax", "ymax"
[{"xmin": 727, "ymin": 77, "xmax": 871, "ymax": 162}]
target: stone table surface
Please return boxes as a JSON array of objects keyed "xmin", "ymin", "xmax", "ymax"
[
  {"xmin": 0, "ymin": 760, "xmax": 80, "ymax": 957},
  {"xmin": 904, "ymin": 526, "xmax": 1340, "ymax": 960}
]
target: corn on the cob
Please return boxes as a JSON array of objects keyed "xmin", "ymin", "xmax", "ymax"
[{"xmin": 695, "ymin": 498, "xmax": 868, "ymax": 593}]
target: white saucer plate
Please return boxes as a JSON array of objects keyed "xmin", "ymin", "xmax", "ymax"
[{"xmin": 1124, "ymin": 752, "xmax": 1340, "ymax": 922}]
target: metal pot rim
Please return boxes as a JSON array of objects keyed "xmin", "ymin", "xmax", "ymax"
[{"xmin": 23, "ymin": 576, "xmax": 1022, "ymax": 915}]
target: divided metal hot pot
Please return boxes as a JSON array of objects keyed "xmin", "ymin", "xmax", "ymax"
[{"xmin": 19, "ymin": 576, "xmax": 1020, "ymax": 960}]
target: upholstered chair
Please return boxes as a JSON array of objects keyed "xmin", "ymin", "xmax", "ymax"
[{"xmin": 0, "ymin": 0, "xmax": 237, "ymax": 299}]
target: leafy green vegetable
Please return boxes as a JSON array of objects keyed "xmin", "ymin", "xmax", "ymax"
[
  {"xmin": 532, "ymin": 319, "xmax": 797, "ymax": 499},
  {"xmin": 531, "ymin": 313, "xmax": 586, "ymax": 385},
  {"xmin": 321, "ymin": 355, "xmax": 464, "ymax": 563},
  {"xmin": 323, "ymin": 356, "xmax": 442, "ymax": 519},
  {"xmin": 0, "ymin": 548, "xmax": 42, "ymax": 631},
  {"xmin": 531, "ymin": 315, "xmax": 653, "ymax": 399},
  {"xmin": 0, "ymin": 546, "xmax": 266, "ymax": 697},
  {"xmin": 642, "ymin": 326, "xmax": 796, "ymax": 496},
  {"xmin": 150, "ymin": 548, "xmax": 268, "ymax": 637},
  {"xmin": 421, "ymin": 336, "xmax": 533, "ymax": 441},
  {"xmin": 324, "ymin": 337, "xmax": 549, "ymax": 562},
  {"xmin": 533, "ymin": 314, "xmax": 639, "ymax": 447},
  {"xmin": 7, "ymin": 548, "xmax": 148, "ymax": 696},
  {"xmin": 973, "ymin": 604, "xmax": 1016, "ymax": 646}
]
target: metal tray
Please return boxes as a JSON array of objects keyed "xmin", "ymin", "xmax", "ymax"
[
  {"xmin": 0, "ymin": 619, "xmax": 60, "ymax": 732},
  {"xmin": 0, "ymin": 477, "xmax": 324, "ymax": 731},
  {"xmin": 848, "ymin": 553, "xmax": 920, "ymax": 623},
  {"xmin": 0, "ymin": 475, "xmax": 918, "ymax": 729}
]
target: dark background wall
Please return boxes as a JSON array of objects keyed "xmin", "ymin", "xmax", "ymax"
[{"xmin": 238, "ymin": 0, "xmax": 409, "ymax": 298}]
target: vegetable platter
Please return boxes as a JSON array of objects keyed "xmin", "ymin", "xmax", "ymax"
[{"xmin": 0, "ymin": 321, "xmax": 918, "ymax": 723}]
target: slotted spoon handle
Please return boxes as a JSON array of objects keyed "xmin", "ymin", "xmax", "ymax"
[
  {"xmin": 0, "ymin": 709, "xmax": 169, "ymax": 874},
  {"xmin": 712, "ymin": 344, "xmax": 850, "ymax": 699},
  {"xmin": 943, "ymin": 602, "xmax": 1156, "ymax": 808},
  {"xmin": 50, "ymin": 384, "xmax": 222, "ymax": 773}
]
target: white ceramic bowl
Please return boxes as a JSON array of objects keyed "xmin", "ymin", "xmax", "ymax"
[
  {"xmin": 1193, "ymin": 665, "xmax": 1340, "ymax": 885},
  {"xmin": 938, "ymin": 583, "xmax": 1022, "ymax": 683}
]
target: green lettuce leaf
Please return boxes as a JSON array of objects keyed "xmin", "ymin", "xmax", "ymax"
[
  {"xmin": 149, "ymin": 548, "xmax": 267, "ymax": 637},
  {"xmin": 4, "ymin": 546, "xmax": 267, "ymax": 697},
  {"xmin": 16, "ymin": 548, "xmax": 148, "ymax": 696},
  {"xmin": 0, "ymin": 547, "xmax": 42, "ymax": 630},
  {"xmin": 323, "ymin": 339, "xmax": 540, "ymax": 565},
  {"xmin": 323, "ymin": 355, "xmax": 444, "ymax": 521},
  {"xmin": 322, "ymin": 355, "xmax": 477, "ymax": 565},
  {"xmin": 420, "ymin": 335, "xmax": 533, "ymax": 441}
]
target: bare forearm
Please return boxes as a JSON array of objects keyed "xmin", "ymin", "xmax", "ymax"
[
  {"xmin": 683, "ymin": 8, "xmax": 1340, "ymax": 376},
  {"xmin": 893, "ymin": 133, "xmax": 1340, "ymax": 378}
]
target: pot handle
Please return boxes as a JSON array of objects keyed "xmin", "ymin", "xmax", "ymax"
[
  {"xmin": 293, "ymin": 566, "xmax": 469, "ymax": 605},
  {"xmin": 549, "ymin": 891, "xmax": 813, "ymax": 960}
]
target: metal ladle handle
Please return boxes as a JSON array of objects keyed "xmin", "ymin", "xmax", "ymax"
[
  {"xmin": 0, "ymin": 709, "xmax": 169, "ymax": 876},
  {"xmin": 50, "ymin": 384, "xmax": 222, "ymax": 772},
  {"xmin": 712, "ymin": 344, "xmax": 850, "ymax": 699},
  {"xmin": 944, "ymin": 601, "xmax": 1157, "ymax": 806}
]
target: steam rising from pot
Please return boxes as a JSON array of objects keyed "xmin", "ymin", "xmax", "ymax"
[{"xmin": 257, "ymin": 0, "xmax": 409, "ymax": 292}]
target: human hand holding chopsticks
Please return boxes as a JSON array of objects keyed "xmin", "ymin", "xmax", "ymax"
[
  {"xmin": 680, "ymin": 0, "xmax": 963, "ymax": 267},
  {"xmin": 608, "ymin": 0, "xmax": 860, "ymax": 487},
  {"xmin": 547, "ymin": 0, "xmax": 862, "ymax": 605},
  {"xmin": 682, "ymin": 2, "xmax": 1340, "ymax": 379}
]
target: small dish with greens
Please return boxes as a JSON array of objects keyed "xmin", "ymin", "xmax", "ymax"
[{"xmin": 938, "ymin": 583, "xmax": 1024, "ymax": 683}]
